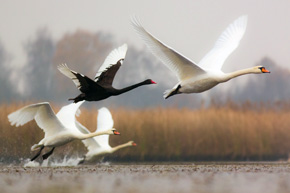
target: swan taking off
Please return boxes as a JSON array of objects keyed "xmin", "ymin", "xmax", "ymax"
[
  {"xmin": 57, "ymin": 44, "xmax": 156, "ymax": 103},
  {"xmin": 131, "ymin": 15, "xmax": 270, "ymax": 99},
  {"xmin": 56, "ymin": 102, "xmax": 136, "ymax": 164},
  {"xmin": 7, "ymin": 102, "xmax": 120, "ymax": 161},
  {"xmin": 78, "ymin": 107, "xmax": 137, "ymax": 164}
]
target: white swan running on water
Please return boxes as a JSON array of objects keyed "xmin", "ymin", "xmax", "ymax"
[
  {"xmin": 131, "ymin": 15, "xmax": 270, "ymax": 99},
  {"xmin": 57, "ymin": 102, "xmax": 136, "ymax": 164},
  {"xmin": 8, "ymin": 102, "xmax": 120, "ymax": 161}
]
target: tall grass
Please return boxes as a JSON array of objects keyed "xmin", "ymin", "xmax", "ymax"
[{"xmin": 1, "ymin": 102, "xmax": 290, "ymax": 162}]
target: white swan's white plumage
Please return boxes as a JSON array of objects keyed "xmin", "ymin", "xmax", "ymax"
[
  {"xmin": 57, "ymin": 103, "xmax": 136, "ymax": 163},
  {"xmin": 131, "ymin": 17, "xmax": 205, "ymax": 82},
  {"xmin": 199, "ymin": 15, "xmax": 248, "ymax": 70},
  {"xmin": 76, "ymin": 107, "xmax": 114, "ymax": 157},
  {"xmin": 94, "ymin": 44, "xmax": 128, "ymax": 82},
  {"xmin": 90, "ymin": 107, "xmax": 113, "ymax": 149},
  {"xmin": 131, "ymin": 15, "xmax": 270, "ymax": 99},
  {"xmin": 8, "ymin": 102, "xmax": 119, "ymax": 161},
  {"xmin": 56, "ymin": 101, "xmax": 85, "ymax": 133},
  {"xmin": 8, "ymin": 102, "xmax": 66, "ymax": 138},
  {"xmin": 81, "ymin": 107, "xmax": 136, "ymax": 162}
]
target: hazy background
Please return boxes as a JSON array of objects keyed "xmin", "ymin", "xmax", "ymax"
[{"xmin": 0, "ymin": 0, "xmax": 290, "ymax": 108}]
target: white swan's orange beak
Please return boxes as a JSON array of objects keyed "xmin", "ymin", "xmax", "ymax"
[
  {"xmin": 113, "ymin": 131, "xmax": 121, "ymax": 135},
  {"xmin": 261, "ymin": 67, "xmax": 270, "ymax": 73},
  {"xmin": 132, "ymin": 142, "xmax": 137, "ymax": 146}
]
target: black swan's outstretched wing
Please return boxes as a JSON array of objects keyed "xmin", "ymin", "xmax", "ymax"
[
  {"xmin": 94, "ymin": 44, "xmax": 128, "ymax": 86},
  {"xmin": 57, "ymin": 64, "xmax": 103, "ymax": 93}
]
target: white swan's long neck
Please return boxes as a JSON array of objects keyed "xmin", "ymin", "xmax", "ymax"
[
  {"xmin": 222, "ymin": 67, "xmax": 259, "ymax": 82},
  {"xmin": 77, "ymin": 130, "xmax": 110, "ymax": 140},
  {"xmin": 111, "ymin": 142, "xmax": 132, "ymax": 153}
]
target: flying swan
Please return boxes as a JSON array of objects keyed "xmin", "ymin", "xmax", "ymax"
[
  {"xmin": 57, "ymin": 44, "xmax": 156, "ymax": 103},
  {"xmin": 131, "ymin": 15, "xmax": 270, "ymax": 99},
  {"xmin": 8, "ymin": 102, "xmax": 120, "ymax": 161},
  {"xmin": 57, "ymin": 102, "xmax": 136, "ymax": 164}
]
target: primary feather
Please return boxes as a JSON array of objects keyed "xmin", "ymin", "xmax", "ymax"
[
  {"xmin": 8, "ymin": 102, "xmax": 66, "ymax": 138},
  {"xmin": 199, "ymin": 15, "xmax": 248, "ymax": 70},
  {"xmin": 94, "ymin": 44, "xmax": 128, "ymax": 82},
  {"xmin": 131, "ymin": 16, "xmax": 205, "ymax": 81}
]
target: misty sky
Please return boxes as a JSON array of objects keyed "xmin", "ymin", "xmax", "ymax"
[{"xmin": 1, "ymin": 0, "xmax": 290, "ymax": 73}]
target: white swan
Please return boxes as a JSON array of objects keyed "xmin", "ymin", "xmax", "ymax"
[
  {"xmin": 131, "ymin": 15, "xmax": 270, "ymax": 99},
  {"xmin": 7, "ymin": 102, "xmax": 120, "ymax": 161},
  {"xmin": 79, "ymin": 107, "xmax": 136, "ymax": 163},
  {"xmin": 57, "ymin": 103, "xmax": 136, "ymax": 163}
]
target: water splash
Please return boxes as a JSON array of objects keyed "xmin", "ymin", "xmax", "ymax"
[{"xmin": 23, "ymin": 156, "xmax": 82, "ymax": 167}]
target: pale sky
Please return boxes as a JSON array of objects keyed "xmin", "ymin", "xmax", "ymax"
[{"xmin": 0, "ymin": 0, "xmax": 290, "ymax": 72}]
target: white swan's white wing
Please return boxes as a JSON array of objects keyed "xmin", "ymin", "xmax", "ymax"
[
  {"xmin": 56, "ymin": 101, "xmax": 85, "ymax": 133},
  {"xmin": 94, "ymin": 44, "xmax": 128, "ymax": 82},
  {"xmin": 199, "ymin": 15, "xmax": 248, "ymax": 70},
  {"xmin": 131, "ymin": 16, "xmax": 205, "ymax": 81},
  {"xmin": 8, "ymin": 102, "xmax": 66, "ymax": 137},
  {"xmin": 91, "ymin": 107, "xmax": 114, "ymax": 148},
  {"xmin": 75, "ymin": 121, "xmax": 103, "ymax": 152}
]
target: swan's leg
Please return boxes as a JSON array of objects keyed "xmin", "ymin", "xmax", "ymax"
[
  {"xmin": 42, "ymin": 147, "xmax": 55, "ymax": 160},
  {"xmin": 69, "ymin": 93, "xmax": 85, "ymax": 103},
  {"xmin": 31, "ymin": 146, "xmax": 44, "ymax": 161}
]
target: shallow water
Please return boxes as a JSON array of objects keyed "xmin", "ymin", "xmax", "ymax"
[{"xmin": 1, "ymin": 162, "xmax": 290, "ymax": 193}]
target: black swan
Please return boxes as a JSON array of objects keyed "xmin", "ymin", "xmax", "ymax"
[{"xmin": 58, "ymin": 44, "xmax": 156, "ymax": 103}]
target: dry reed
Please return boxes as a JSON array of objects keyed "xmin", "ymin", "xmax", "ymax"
[{"xmin": 1, "ymin": 102, "xmax": 290, "ymax": 162}]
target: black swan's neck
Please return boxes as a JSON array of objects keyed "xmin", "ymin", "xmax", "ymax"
[{"xmin": 113, "ymin": 80, "xmax": 149, "ymax": 95}]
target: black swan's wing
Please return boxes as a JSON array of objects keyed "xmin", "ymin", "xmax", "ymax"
[
  {"xmin": 94, "ymin": 44, "xmax": 128, "ymax": 86},
  {"xmin": 57, "ymin": 64, "xmax": 103, "ymax": 93}
]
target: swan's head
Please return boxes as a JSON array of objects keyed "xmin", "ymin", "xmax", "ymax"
[
  {"xmin": 128, "ymin": 141, "xmax": 137, "ymax": 146},
  {"xmin": 145, "ymin": 79, "xmax": 157, "ymax": 84},
  {"xmin": 256, "ymin": 66, "xmax": 270, "ymax": 73},
  {"xmin": 111, "ymin": 128, "xmax": 121, "ymax": 135}
]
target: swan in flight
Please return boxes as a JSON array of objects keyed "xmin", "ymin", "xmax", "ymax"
[
  {"xmin": 78, "ymin": 107, "xmax": 136, "ymax": 164},
  {"xmin": 8, "ymin": 102, "xmax": 120, "ymax": 161},
  {"xmin": 57, "ymin": 44, "xmax": 156, "ymax": 103},
  {"xmin": 57, "ymin": 103, "xmax": 136, "ymax": 164},
  {"xmin": 131, "ymin": 15, "xmax": 270, "ymax": 99}
]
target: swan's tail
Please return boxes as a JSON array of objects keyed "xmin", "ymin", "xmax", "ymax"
[
  {"xmin": 163, "ymin": 89, "xmax": 174, "ymax": 99},
  {"xmin": 163, "ymin": 85, "xmax": 181, "ymax": 99}
]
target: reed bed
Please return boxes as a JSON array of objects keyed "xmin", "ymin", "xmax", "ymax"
[{"xmin": 1, "ymin": 102, "xmax": 290, "ymax": 162}]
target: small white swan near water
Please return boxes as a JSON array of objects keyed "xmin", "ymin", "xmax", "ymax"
[
  {"xmin": 131, "ymin": 15, "xmax": 270, "ymax": 99},
  {"xmin": 79, "ymin": 107, "xmax": 137, "ymax": 164}
]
